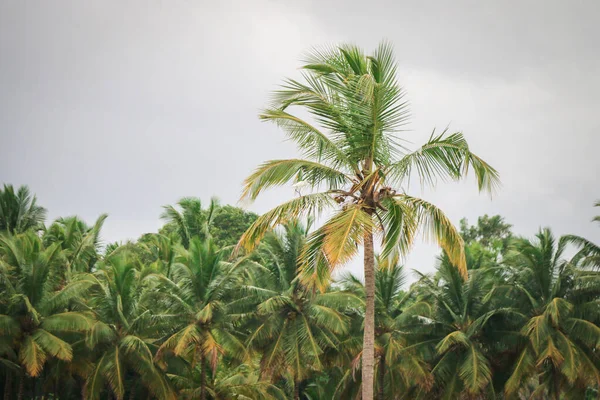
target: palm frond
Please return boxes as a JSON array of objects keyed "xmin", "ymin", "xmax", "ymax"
[
  {"xmin": 395, "ymin": 195, "xmax": 466, "ymax": 277},
  {"xmin": 241, "ymin": 159, "xmax": 350, "ymax": 201},
  {"xmin": 19, "ymin": 335, "xmax": 47, "ymax": 377},
  {"xmin": 33, "ymin": 329, "xmax": 72, "ymax": 361},
  {"xmin": 459, "ymin": 344, "xmax": 492, "ymax": 394},
  {"xmin": 238, "ymin": 192, "xmax": 335, "ymax": 253}
]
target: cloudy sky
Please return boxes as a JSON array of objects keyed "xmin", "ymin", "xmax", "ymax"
[{"xmin": 1, "ymin": 1, "xmax": 598, "ymax": 281}]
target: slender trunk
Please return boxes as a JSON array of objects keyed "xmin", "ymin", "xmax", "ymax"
[
  {"xmin": 128, "ymin": 383, "xmax": 136, "ymax": 400},
  {"xmin": 53, "ymin": 378, "xmax": 57, "ymax": 400},
  {"xmin": 377, "ymin": 354, "xmax": 385, "ymax": 400},
  {"xmin": 4, "ymin": 372, "xmax": 11, "ymax": 400},
  {"xmin": 362, "ymin": 228, "xmax": 375, "ymax": 400},
  {"xmin": 16, "ymin": 371, "xmax": 24, "ymax": 400},
  {"xmin": 553, "ymin": 377, "xmax": 560, "ymax": 400},
  {"xmin": 294, "ymin": 380, "xmax": 300, "ymax": 400},
  {"xmin": 34, "ymin": 376, "xmax": 41, "ymax": 400},
  {"xmin": 200, "ymin": 355, "xmax": 207, "ymax": 400}
]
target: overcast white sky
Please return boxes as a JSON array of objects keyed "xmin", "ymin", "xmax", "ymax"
[{"xmin": 1, "ymin": 1, "xmax": 598, "ymax": 282}]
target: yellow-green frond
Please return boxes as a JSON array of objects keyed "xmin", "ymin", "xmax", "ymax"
[
  {"xmin": 397, "ymin": 195, "xmax": 466, "ymax": 278},
  {"xmin": 19, "ymin": 335, "xmax": 47, "ymax": 377},
  {"xmin": 33, "ymin": 329, "xmax": 73, "ymax": 362},
  {"xmin": 238, "ymin": 192, "xmax": 335, "ymax": 253}
]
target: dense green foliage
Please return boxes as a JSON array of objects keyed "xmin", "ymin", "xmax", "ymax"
[
  {"xmin": 0, "ymin": 185, "xmax": 46, "ymax": 235},
  {"xmin": 1, "ymin": 186, "xmax": 599, "ymax": 399}
]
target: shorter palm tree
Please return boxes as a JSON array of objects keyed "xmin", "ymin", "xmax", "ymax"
[
  {"xmin": 152, "ymin": 237, "xmax": 248, "ymax": 400},
  {"xmin": 0, "ymin": 185, "xmax": 47, "ymax": 234},
  {"xmin": 43, "ymin": 214, "xmax": 107, "ymax": 276},
  {"xmin": 504, "ymin": 229, "xmax": 600, "ymax": 399},
  {"xmin": 169, "ymin": 363, "xmax": 286, "ymax": 400},
  {"xmin": 564, "ymin": 201, "xmax": 600, "ymax": 269},
  {"xmin": 136, "ymin": 233, "xmax": 177, "ymax": 276},
  {"xmin": 407, "ymin": 256, "xmax": 518, "ymax": 400},
  {"xmin": 160, "ymin": 197, "xmax": 219, "ymax": 249},
  {"xmin": 82, "ymin": 252, "xmax": 175, "ymax": 400},
  {"xmin": 242, "ymin": 221, "xmax": 361, "ymax": 400},
  {"xmin": 0, "ymin": 232, "xmax": 93, "ymax": 399}
]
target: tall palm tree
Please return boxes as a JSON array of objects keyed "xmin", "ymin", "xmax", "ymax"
[
  {"xmin": 241, "ymin": 221, "xmax": 360, "ymax": 399},
  {"xmin": 238, "ymin": 42, "xmax": 499, "ymax": 399},
  {"xmin": 0, "ymin": 232, "xmax": 94, "ymax": 400},
  {"xmin": 504, "ymin": 229, "xmax": 600, "ymax": 399},
  {"xmin": 81, "ymin": 252, "xmax": 176, "ymax": 400},
  {"xmin": 0, "ymin": 185, "xmax": 47, "ymax": 234},
  {"xmin": 152, "ymin": 237, "xmax": 249, "ymax": 400}
]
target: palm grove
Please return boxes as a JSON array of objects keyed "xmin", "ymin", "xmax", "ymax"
[{"xmin": 1, "ymin": 43, "xmax": 599, "ymax": 400}]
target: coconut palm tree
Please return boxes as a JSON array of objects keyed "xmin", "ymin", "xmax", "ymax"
[
  {"xmin": 82, "ymin": 252, "xmax": 176, "ymax": 400},
  {"xmin": 407, "ymin": 256, "xmax": 519, "ymax": 400},
  {"xmin": 238, "ymin": 41, "xmax": 499, "ymax": 399},
  {"xmin": 135, "ymin": 232, "xmax": 178, "ymax": 278},
  {"xmin": 563, "ymin": 201, "xmax": 600, "ymax": 269},
  {"xmin": 0, "ymin": 185, "xmax": 47, "ymax": 234},
  {"xmin": 240, "ymin": 221, "xmax": 361, "ymax": 399},
  {"xmin": 152, "ymin": 237, "xmax": 249, "ymax": 400},
  {"xmin": 160, "ymin": 197, "xmax": 219, "ymax": 249},
  {"xmin": 0, "ymin": 232, "xmax": 94, "ymax": 399},
  {"xmin": 169, "ymin": 363, "xmax": 285, "ymax": 400},
  {"xmin": 43, "ymin": 214, "xmax": 107, "ymax": 277},
  {"xmin": 503, "ymin": 229, "xmax": 600, "ymax": 399}
]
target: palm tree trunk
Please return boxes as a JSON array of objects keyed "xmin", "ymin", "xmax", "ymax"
[
  {"xmin": 200, "ymin": 355, "xmax": 207, "ymax": 400},
  {"xmin": 294, "ymin": 380, "xmax": 300, "ymax": 400},
  {"xmin": 34, "ymin": 376, "xmax": 41, "ymax": 399},
  {"xmin": 16, "ymin": 371, "xmax": 24, "ymax": 400},
  {"xmin": 128, "ymin": 383, "xmax": 136, "ymax": 400},
  {"xmin": 377, "ymin": 354, "xmax": 385, "ymax": 400},
  {"xmin": 362, "ymin": 227, "xmax": 376, "ymax": 400},
  {"xmin": 4, "ymin": 372, "xmax": 11, "ymax": 400}
]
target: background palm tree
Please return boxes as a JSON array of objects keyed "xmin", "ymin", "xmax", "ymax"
[
  {"xmin": 0, "ymin": 185, "xmax": 46, "ymax": 234},
  {"xmin": 241, "ymin": 221, "xmax": 360, "ymax": 399},
  {"xmin": 564, "ymin": 201, "xmax": 600, "ymax": 269},
  {"xmin": 160, "ymin": 197, "xmax": 219, "ymax": 249},
  {"xmin": 238, "ymin": 42, "xmax": 499, "ymax": 400},
  {"xmin": 135, "ymin": 232, "xmax": 178, "ymax": 277},
  {"xmin": 81, "ymin": 252, "xmax": 175, "ymax": 400},
  {"xmin": 152, "ymin": 237, "xmax": 248, "ymax": 400},
  {"xmin": 0, "ymin": 232, "xmax": 93, "ymax": 400},
  {"xmin": 409, "ymin": 258, "xmax": 518, "ymax": 400},
  {"xmin": 503, "ymin": 229, "xmax": 600, "ymax": 399},
  {"xmin": 43, "ymin": 214, "xmax": 107, "ymax": 277},
  {"xmin": 169, "ymin": 363, "xmax": 285, "ymax": 400}
]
